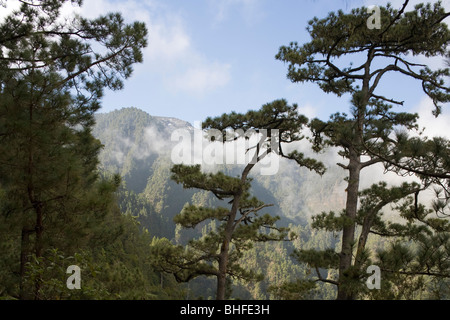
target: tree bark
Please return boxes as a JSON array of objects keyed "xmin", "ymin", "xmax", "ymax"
[
  {"xmin": 337, "ymin": 148, "xmax": 361, "ymax": 300},
  {"xmin": 216, "ymin": 252, "xmax": 228, "ymax": 300},
  {"xmin": 216, "ymin": 192, "xmax": 241, "ymax": 300},
  {"xmin": 216, "ymin": 232, "xmax": 231, "ymax": 300}
]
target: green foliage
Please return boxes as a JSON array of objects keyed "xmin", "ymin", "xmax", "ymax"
[
  {"xmin": 174, "ymin": 205, "xmax": 230, "ymax": 228},
  {"xmin": 171, "ymin": 164, "xmax": 245, "ymax": 199},
  {"xmin": 291, "ymin": 179, "xmax": 450, "ymax": 300},
  {"xmin": 312, "ymin": 210, "xmax": 354, "ymax": 232},
  {"xmin": 3, "ymin": 0, "xmax": 446, "ymax": 300},
  {"xmin": 275, "ymin": 1, "xmax": 450, "ymax": 300},
  {"xmin": 276, "ymin": 2, "xmax": 450, "ymax": 114},
  {"xmin": 150, "ymin": 99, "xmax": 328, "ymax": 299},
  {"xmin": 204, "ymin": 99, "xmax": 326, "ymax": 175},
  {"xmin": 89, "ymin": 104, "xmax": 450, "ymax": 300},
  {"xmin": 0, "ymin": 0, "xmax": 181, "ymax": 300},
  {"xmin": 92, "ymin": 106, "xmax": 352, "ymax": 299},
  {"xmin": 268, "ymin": 279, "xmax": 317, "ymax": 300},
  {"xmin": 150, "ymin": 164, "xmax": 288, "ymax": 294},
  {"xmin": 22, "ymin": 249, "xmax": 109, "ymax": 300},
  {"xmin": 293, "ymin": 249, "xmax": 340, "ymax": 270},
  {"xmin": 149, "ymin": 236, "xmax": 219, "ymax": 283}
]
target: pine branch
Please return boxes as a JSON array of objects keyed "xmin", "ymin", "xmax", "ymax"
[
  {"xmin": 314, "ymin": 266, "xmax": 339, "ymax": 286},
  {"xmin": 379, "ymin": 0, "xmax": 410, "ymax": 38},
  {"xmin": 234, "ymin": 203, "xmax": 273, "ymax": 229}
]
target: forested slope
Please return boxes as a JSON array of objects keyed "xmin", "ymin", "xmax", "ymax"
[{"xmin": 92, "ymin": 107, "xmax": 347, "ymax": 299}]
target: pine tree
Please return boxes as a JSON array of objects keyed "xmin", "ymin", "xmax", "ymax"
[
  {"xmin": 0, "ymin": 0, "xmax": 147, "ymax": 299},
  {"xmin": 276, "ymin": 1, "xmax": 450, "ymax": 299},
  {"xmin": 150, "ymin": 99, "xmax": 325, "ymax": 300}
]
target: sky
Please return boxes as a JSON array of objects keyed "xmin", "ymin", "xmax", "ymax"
[
  {"xmin": 3, "ymin": 0, "xmax": 449, "ymax": 136},
  {"xmin": 71, "ymin": 0, "xmax": 448, "ymax": 198}
]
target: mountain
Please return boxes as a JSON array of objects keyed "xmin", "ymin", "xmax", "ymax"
[
  {"xmin": 93, "ymin": 107, "xmax": 346, "ymax": 221},
  {"xmin": 93, "ymin": 107, "xmax": 193, "ymax": 193},
  {"xmin": 92, "ymin": 107, "xmax": 344, "ymax": 299}
]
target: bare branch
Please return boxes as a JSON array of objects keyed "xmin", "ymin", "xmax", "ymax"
[
  {"xmin": 360, "ymin": 157, "xmax": 383, "ymax": 169},
  {"xmin": 370, "ymin": 93, "xmax": 404, "ymax": 106}
]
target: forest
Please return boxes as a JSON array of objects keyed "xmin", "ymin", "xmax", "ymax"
[{"xmin": 0, "ymin": 0, "xmax": 450, "ymax": 302}]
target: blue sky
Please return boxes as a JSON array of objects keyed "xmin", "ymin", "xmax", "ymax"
[{"xmin": 68, "ymin": 0, "xmax": 449, "ymax": 135}]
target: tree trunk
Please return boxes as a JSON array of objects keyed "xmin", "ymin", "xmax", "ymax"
[
  {"xmin": 216, "ymin": 220, "xmax": 233, "ymax": 300},
  {"xmin": 216, "ymin": 191, "xmax": 242, "ymax": 300},
  {"xmin": 336, "ymin": 66, "xmax": 371, "ymax": 300},
  {"xmin": 216, "ymin": 161, "xmax": 255, "ymax": 300},
  {"xmin": 216, "ymin": 249, "xmax": 228, "ymax": 300},
  {"xmin": 337, "ymin": 148, "xmax": 361, "ymax": 300}
]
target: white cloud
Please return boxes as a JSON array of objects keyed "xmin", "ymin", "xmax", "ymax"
[
  {"xmin": 0, "ymin": 1, "xmax": 20, "ymax": 20},
  {"xmin": 60, "ymin": 0, "xmax": 232, "ymax": 96},
  {"xmin": 415, "ymin": 97, "xmax": 450, "ymax": 139},
  {"xmin": 297, "ymin": 103, "xmax": 317, "ymax": 119},
  {"xmin": 147, "ymin": 18, "xmax": 190, "ymax": 63},
  {"xmin": 172, "ymin": 62, "xmax": 232, "ymax": 96}
]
